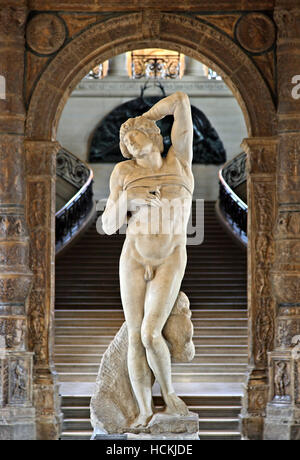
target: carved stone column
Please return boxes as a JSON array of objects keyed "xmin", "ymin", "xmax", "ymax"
[
  {"xmin": 264, "ymin": 4, "xmax": 300, "ymax": 440},
  {"xmin": 239, "ymin": 138, "xmax": 278, "ymax": 440},
  {"xmin": 0, "ymin": 1, "xmax": 36, "ymax": 439},
  {"xmin": 25, "ymin": 141, "xmax": 63, "ymax": 440},
  {"xmin": 108, "ymin": 53, "xmax": 128, "ymax": 78},
  {"xmin": 184, "ymin": 56, "xmax": 207, "ymax": 78}
]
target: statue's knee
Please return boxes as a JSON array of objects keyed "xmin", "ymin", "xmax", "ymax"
[
  {"xmin": 141, "ymin": 326, "xmax": 160, "ymax": 350},
  {"xmin": 128, "ymin": 330, "xmax": 142, "ymax": 347}
]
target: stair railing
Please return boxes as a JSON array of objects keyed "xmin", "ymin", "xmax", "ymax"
[
  {"xmin": 55, "ymin": 147, "xmax": 95, "ymax": 253},
  {"xmin": 218, "ymin": 152, "xmax": 248, "ymax": 245}
]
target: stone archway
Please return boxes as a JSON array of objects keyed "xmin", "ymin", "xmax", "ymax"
[
  {"xmin": 25, "ymin": 12, "xmax": 276, "ymax": 139},
  {"xmin": 24, "ymin": 11, "xmax": 277, "ymax": 440}
]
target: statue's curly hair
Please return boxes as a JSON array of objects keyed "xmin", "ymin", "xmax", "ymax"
[{"xmin": 119, "ymin": 116, "xmax": 164, "ymax": 159}]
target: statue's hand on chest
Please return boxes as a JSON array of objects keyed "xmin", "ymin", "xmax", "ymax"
[{"xmin": 126, "ymin": 186, "xmax": 162, "ymax": 212}]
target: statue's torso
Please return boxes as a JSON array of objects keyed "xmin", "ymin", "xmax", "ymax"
[{"xmin": 121, "ymin": 153, "xmax": 194, "ymax": 261}]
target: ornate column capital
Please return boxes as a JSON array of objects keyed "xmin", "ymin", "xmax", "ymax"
[
  {"xmin": 242, "ymin": 137, "xmax": 278, "ymax": 176},
  {"xmin": 142, "ymin": 9, "xmax": 161, "ymax": 39}
]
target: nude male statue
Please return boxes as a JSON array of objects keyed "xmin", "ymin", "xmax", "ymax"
[{"xmin": 102, "ymin": 91, "xmax": 194, "ymax": 428}]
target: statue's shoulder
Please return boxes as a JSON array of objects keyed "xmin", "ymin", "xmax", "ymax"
[
  {"xmin": 111, "ymin": 160, "xmax": 134, "ymax": 184},
  {"xmin": 113, "ymin": 159, "xmax": 133, "ymax": 173}
]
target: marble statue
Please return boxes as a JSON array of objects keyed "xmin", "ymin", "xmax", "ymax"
[{"xmin": 91, "ymin": 92, "xmax": 198, "ymax": 436}]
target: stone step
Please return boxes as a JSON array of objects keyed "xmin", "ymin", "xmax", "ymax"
[
  {"xmin": 57, "ymin": 372, "xmax": 246, "ymax": 383},
  {"xmin": 60, "ymin": 430, "xmax": 92, "ymax": 441},
  {"xmin": 55, "ymin": 268, "xmax": 247, "ymax": 274},
  {"xmin": 54, "ymin": 344, "xmax": 248, "ymax": 355},
  {"xmin": 54, "ymin": 325, "xmax": 247, "ymax": 336},
  {"xmin": 198, "ymin": 418, "xmax": 239, "ymax": 431},
  {"xmin": 55, "ymin": 318, "xmax": 248, "ymax": 329},
  {"xmin": 56, "ymin": 293, "xmax": 247, "ymax": 301},
  {"xmin": 55, "ymin": 335, "xmax": 247, "ymax": 346},
  {"xmin": 61, "ymin": 416, "xmax": 239, "ymax": 433},
  {"xmin": 55, "ymin": 362, "xmax": 247, "ymax": 375},
  {"xmin": 198, "ymin": 431, "xmax": 241, "ymax": 440},
  {"xmin": 63, "ymin": 419, "xmax": 92, "ymax": 431},
  {"xmin": 55, "ymin": 309, "xmax": 247, "ymax": 319},
  {"xmin": 61, "ymin": 394, "xmax": 242, "ymax": 408},
  {"xmin": 60, "ymin": 431, "xmax": 241, "ymax": 441},
  {"xmin": 61, "ymin": 404, "xmax": 241, "ymax": 419},
  {"xmin": 56, "ymin": 281, "xmax": 246, "ymax": 288},
  {"xmin": 54, "ymin": 353, "xmax": 248, "ymax": 364},
  {"xmin": 55, "ymin": 301, "xmax": 247, "ymax": 308}
]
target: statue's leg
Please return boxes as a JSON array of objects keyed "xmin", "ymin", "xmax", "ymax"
[
  {"xmin": 141, "ymin": 246, "xmax": 189, "ymax": 415},
  {"xmin": 119, "ymin": 251, "xmax": 154, "ymax": 426}
]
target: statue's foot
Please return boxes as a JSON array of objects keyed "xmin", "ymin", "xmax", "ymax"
[
  {"xmin": 163, "ymin": 393, "xmax": 190, "ymax": 416},
  {"xmin": 130, "ymin": 412, "xmax": 153, "ymax": 429}
]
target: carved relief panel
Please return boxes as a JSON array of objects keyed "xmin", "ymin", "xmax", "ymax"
[
  {"xmin": 277, "ymin": 135, "xmax": 300, "ymax": 204},
  {"xmin": 25, "ymin": 141, "xmax": 57, "ymax": 370},
  {"xmin": 243, "ymin": 138, "xmax": 278, "ymax": 372},
  {"xmin": 272, "ymin": 208, "xmax": 300, "ymax": 305},
  {"xmin": 0, "ymin": 318, "xmax": 26, "ymax": 350},
  {"xmin": 0, "ymin": 352, "xmax": 33, "ymax": 407}
]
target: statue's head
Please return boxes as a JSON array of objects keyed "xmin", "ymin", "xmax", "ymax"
[{"xmin": 119, "ymin": 116, "xmax": 164, "ymax": 159}]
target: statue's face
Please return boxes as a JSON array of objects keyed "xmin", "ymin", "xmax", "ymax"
[{"xmin": 123, "ymin": 129, "xmax": 154, "ymax": 158}]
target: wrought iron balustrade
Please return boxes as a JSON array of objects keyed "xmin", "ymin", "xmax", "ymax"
[
  {"xmin": 55, "ymin": 148, "xmax": 95, "ymax": 252},
  {"xmin": 84, "ymin": 62, "xmax": 109, "ymax": 80},
  {"xmin": 218, "ymin": 152, "xmax": 248, "ymax": 245},
  {"xmin": 131, "ymin": 53, "xmax": 181, "ymax": 79}
]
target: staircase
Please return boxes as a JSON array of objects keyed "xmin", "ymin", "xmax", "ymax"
[{"xmin": 54, "ymin": 201, "xmax": 248, "ymax": 440}]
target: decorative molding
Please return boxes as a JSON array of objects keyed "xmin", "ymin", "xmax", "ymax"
[
  {"xmin": 242, "ymin": 138, "xmax": 278, "ymax": 176},
  {"xmin": 274, "ymin": 8, "xmax": 300, "ymax": 40},
  {"xmin": 0, "ymin": 318, "xmax": 25, "ymax": 350},
  {"xmin": 275, "ymin": 211, "xmax": 300, "ymax": 240},
  {"xmin": 27, "ymin": 1, "xmax": 276, "ymax": 12},
  {"xmin": 26, "ymin": 13, "xmax": 66, "ymax": 56},
  {"xmin": 74, "ymin": 77, "xmax": 231, "ymax": 97},
  {"xmin": 0, "ymin": 5, "xmax": 27, "ymax": 38},
  {"xmin": 142, "ymin": 9, "xmax": 161, "ymax": 39},
  {"xmin": 235, "ymin": 13, "xmax": 276, "ymax": 54},
  {"xmin": 255, "ymin": 297, "xmax": 275, "ymax": 365},
  {"xmin": 272, "ymin": 273, "xmax": 300, "ymax": 304},
  {"xmin": 277, "ymin": 318, "xmax": 300, "ymax": 348}
]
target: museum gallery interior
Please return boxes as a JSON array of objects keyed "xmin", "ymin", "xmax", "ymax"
[{"xmin": 0, "ymin": 0, "xmax": 300, "ymax": 441}]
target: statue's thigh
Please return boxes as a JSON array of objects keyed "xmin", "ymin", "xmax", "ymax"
[
  {"xmin": 143, "ymin": 249, "xmax": 186, "ymax": 330},
  {"xmin": 119, "ymin": 254, "xmax": 146, "ymax": 328}
]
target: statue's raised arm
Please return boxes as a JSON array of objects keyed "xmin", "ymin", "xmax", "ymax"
[{"xmin": 142, "ymin": 91, "xmax": 193, "ymax": 166}]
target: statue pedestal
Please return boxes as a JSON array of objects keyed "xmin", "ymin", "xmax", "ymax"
[
  {"xmin": 0, "ymin": 406, "xmax": 36, "ymax": 440},
  {"xmin": 93, "ymin": 433, "xmax": 199, "ymax": 440},
  {"xmin": 91, "ymin": 412, "xmax": 199, "ymax": 440},
  {"xmin": 264, "ymin": 402, "xmax": 300, "ymax": 440}
]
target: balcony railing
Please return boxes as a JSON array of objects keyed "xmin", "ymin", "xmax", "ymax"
[
  {"xmin": 131, "ymin": 52, "xmax": 181, "ymax": 80},
  {"xmin": 55, "ymin": 148, "xmax": 95, "ymax": 254},
  {"xmin": 218, "ymin": 152, "xmax": 248, "ymax": 246}
]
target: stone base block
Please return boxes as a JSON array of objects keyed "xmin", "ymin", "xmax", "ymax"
[
  {"xmin": 93, "ymin": 432, "xmax": 199, "ymax": 440},
  {"xmin": 239, "ymin": 414, "xmax": 264, "ymax": 440},
  {"xmin": 0, "ymin": 406, "xmax": 36, "ymax": 440},
  {"xmin": 140, "ymin": 412, "xmax": 199, "ymax": 435},
  {"xmin": 127, "ymin": 432, "xmax": 199, "ymax": 440},
  {"xmin": 264, "ymin": 403, "xmax": 300, "ymax": 440},
  {"xmin": 33, "ymin": 380, "xmax": 63, "ymax": 440},
  {"xmin": 92, "ymin": 412, "xmax": 199, "ymax": 440}
]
